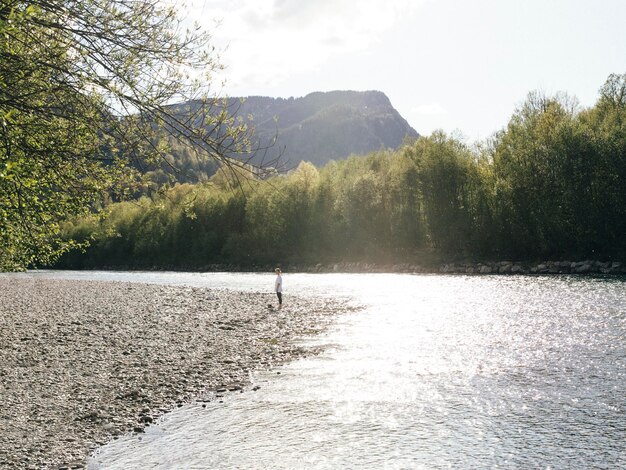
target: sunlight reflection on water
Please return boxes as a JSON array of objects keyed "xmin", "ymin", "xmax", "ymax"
[{"xmin": 18, "ymin": 271, "xmax": 624, "ymax": 469}]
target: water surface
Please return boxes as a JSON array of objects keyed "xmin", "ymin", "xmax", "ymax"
[{"xmin": 8, "ymin": 271, "xmax": 624, "ymax": 469}]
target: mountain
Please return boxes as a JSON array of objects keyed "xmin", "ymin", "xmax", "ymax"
[
  {"xmin": 228, "ymin": 90, "xmax": 419, "ymax": 168},
  {"xmin": 148, "ymin": 91, "xmax": 419, "ymax": 186}
]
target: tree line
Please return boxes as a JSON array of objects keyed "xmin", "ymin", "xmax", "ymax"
[
  {"xmin": 56, "ymin": 74, "xmax": 626, "ymax": 269},
  {"xmin": 0, "ymin": 0, "xmax": 258, "ymax": 271}
]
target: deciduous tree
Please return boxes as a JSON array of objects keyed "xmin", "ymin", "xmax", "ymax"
[{"xmin": 0, "ymin": 0, "xmax": 258, "ymax": 269}]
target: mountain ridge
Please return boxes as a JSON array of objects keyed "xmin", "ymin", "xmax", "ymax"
[
  {"xmin": 226, "ymin": 90, "xmax": 419, "ymax": 168},
  {"xmin": 154, "ymin": 90, "xmax": 419, "ymax": 185}
]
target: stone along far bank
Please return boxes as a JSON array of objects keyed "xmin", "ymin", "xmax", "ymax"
[{"xmin": 0, "ymin": 278, "xmax": 356, "ymax": 469}]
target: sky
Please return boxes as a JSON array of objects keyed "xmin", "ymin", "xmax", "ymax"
[{"xmin": 184, "ymin": 0, "xmax": 625, "ymax": 141}]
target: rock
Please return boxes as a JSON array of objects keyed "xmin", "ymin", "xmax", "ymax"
[
  {"xmin": 0, "ymin": 278, "xmax": 356, "ymax": 468},
  {"xmin": 556, "ymin": 261, "xmax": 571, "ymax": 273},
  {"xmin": 575, "ymin": 262, "xmax": 593, "ymax": 274},
  {"xmin": 511, "ymin": 264, "xmax": 524, "ymax": 274},
  {"xmin": 499, "ymin": 263, "xmax": 512, "ymax": 274}
]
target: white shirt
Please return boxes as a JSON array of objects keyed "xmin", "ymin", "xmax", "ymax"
[{"xmin": 275, "ymin": 274, "xmax": 282, "ymax": 293}]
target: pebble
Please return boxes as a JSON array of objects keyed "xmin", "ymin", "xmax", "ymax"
[{"xmin": 0, "ymin": 278, "xmax": 355, "ymax": 469}]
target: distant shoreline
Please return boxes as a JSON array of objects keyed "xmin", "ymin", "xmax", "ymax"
[
  {"xmin": 0, "ymin": 278, "xmax": 355, "ymax": 469},
  {"xmin": 48, "ymin": 259, "xmax": 626, "ymax": 276}
]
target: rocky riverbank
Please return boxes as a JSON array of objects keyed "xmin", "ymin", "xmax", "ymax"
[
  {"xmin": 84, "ymin": 259, "xmax": 626, "ymax": 275},
  {"xmin": 294, "ymin": 259, "xmax": 625, "ymax": 275},
  {"xmin": 232, "ymin": 260, "xmax": 621, "ymax": 275},
  {"xmin": 437, "ymin": 259, "xmax": 625, "ymax": 275},
  {"xmin": 0, "ymin": 278, "xmax": 357, "ymax": 469},
  {"xmin": 84, "ymin": 260, "xmax": 626, "ymax": 275}
]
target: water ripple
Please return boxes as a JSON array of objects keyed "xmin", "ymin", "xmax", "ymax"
[{"xmin": 77, "ymin": 273, "xmax": 626, "ymax": 469}]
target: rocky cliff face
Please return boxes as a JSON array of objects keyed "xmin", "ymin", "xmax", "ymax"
[{"xmin": 227, "ymin": 90, "xmax": 418, "ymax": 168}]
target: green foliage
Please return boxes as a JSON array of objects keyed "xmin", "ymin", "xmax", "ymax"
[
  {"xmin": 55, "ymin": 73, "xmax": 626, "ymax": 268},
  {"xmin": 0, "ymin": 0, "xmax": 256, "ymax": 270},
  {"xmin": 493, "ymin": 82, "xmax": 626, "ymax": 259},
  {"xmin": 0, "ymin": 4, "xmax": 123, "ymax": 269},
  {"xmin": 407, "ymin": 132, "xmax": 477, "ymax": 255}
]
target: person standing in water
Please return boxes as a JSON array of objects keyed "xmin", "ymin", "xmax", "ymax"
[{"xmin": 275, "ymin": 268, "xmax": 283, "ymax": 309}]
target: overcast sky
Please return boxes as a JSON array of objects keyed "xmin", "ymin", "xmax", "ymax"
[{"xmin": 187, "ymin": 0, "xmax": 625, "ymax": 141}]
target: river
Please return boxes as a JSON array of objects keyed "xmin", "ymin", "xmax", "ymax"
[{"xmin": 14, "ymin": 271, "xmax": 626, "ymax": 469}]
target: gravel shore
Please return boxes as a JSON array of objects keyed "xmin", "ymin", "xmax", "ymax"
[{"xmin": 0, "ymin": 278, "xmax": 355, "ymax": 469}]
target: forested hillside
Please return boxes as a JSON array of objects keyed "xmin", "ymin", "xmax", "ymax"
[
  {"xmin": 143, "ymin": 90, "xmax": 418, "ymax": 187},
  {"xmin": 55, "ymin": 74, "xmax": 626, "ymax": 269}
]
